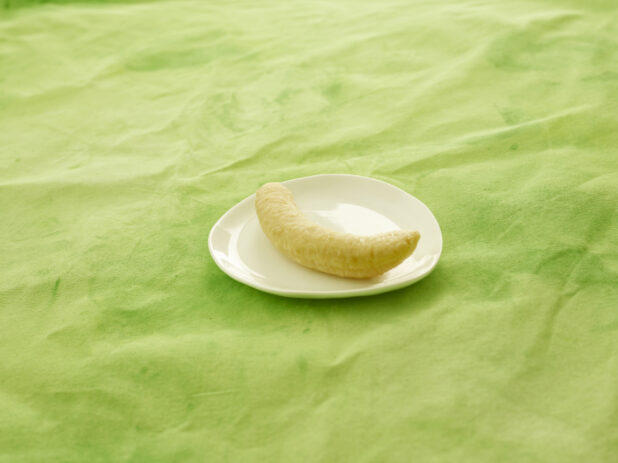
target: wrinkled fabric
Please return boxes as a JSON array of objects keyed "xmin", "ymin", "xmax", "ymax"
[{"xmin": 1, "ymin": 1, "xmax": 617, "ymax": 462}]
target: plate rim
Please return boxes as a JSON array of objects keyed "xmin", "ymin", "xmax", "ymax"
[{"xmin": 208, "ymin": 173, "xmax": 443, "ymax": 298}]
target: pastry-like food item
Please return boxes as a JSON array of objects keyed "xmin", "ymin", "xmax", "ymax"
[{"xmin": 255, "ymin": 182, "xmax": 420, "ymax": 278}]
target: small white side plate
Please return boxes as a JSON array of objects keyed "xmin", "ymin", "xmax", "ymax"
[{"xmin": 208, "ymin": 174, "xmax": 442, "ymax": 298}]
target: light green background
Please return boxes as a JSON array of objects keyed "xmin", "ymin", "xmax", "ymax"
[{"xmin": 1, "ymin": 1, "xmax": 617, "ymax": 461}]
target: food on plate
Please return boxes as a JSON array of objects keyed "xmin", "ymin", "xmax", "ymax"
[{"xmin": 255, "ymin": 182, "xmax": 420, "ymax": 278}]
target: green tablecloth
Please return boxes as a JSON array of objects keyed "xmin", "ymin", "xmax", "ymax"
[{"xmin": 1, "ymin": 1, "xmax": 617, "ymax": 461}]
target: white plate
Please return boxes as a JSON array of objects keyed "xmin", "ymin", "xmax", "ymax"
[{"xmin": 208, "ymin": 174, "xmax": 442, "ymax": 298}]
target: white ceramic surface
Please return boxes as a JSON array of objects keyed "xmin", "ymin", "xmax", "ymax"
[{"xmin": 208, "ymin": 174, "xmax": 443, "ymax": 298}]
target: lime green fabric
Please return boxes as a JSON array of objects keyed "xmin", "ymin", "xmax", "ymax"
[{"xmin": 1, "ymin": 1, "xmax": 617, "ymax": 461}]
